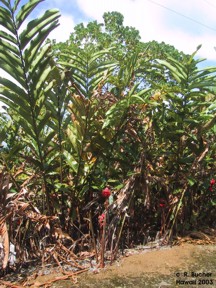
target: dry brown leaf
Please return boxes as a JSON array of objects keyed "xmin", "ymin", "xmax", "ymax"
[
  {"xmin": 0, "ymin": 280, "xmax": 24, "ymax": 288},
  {"xmin": 0, "ymin": 222, "xmax": 9, "ymax": 269}
]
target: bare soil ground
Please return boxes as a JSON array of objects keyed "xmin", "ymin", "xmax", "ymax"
[
  {"xmin": 1, "ymin": 243, "xmax": 216, "ymax": 287},
  {"xmin": 76, "ymin": 244, "xmax": 216, "ymax": 287}
]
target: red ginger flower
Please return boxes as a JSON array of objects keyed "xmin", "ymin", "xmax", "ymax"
[
  {"xmin": 159, "ymin": 203, "xmax": 166, "ymax": 208},
  {"xmin": 159, "ymin": 198, "xmax": 166, "ymax": 208},
  {"xmin": 101, "ymin": 187, "xmax": 111, "ymax": 198},
  {"xmin": 98, "ymin": 213, "xmax": 105, "ymax": 228},
  {"xmin": 210, "ymin": 179, "xmax": 216, "ymax": 186}
]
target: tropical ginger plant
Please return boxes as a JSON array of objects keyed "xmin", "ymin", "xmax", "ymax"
[
  {"xmin": 0, "ymin": 1, "xmax": 216, "ymax": 269},
  {"xmin": 148, "ymin": 46, "xmax": 216, "ymax": 235},
  {"xmin": 0, "ymin": 0, "xmax": 61, "ymax": 214}
]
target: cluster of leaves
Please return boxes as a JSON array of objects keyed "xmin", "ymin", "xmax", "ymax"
[{"xmin": 0, "ymin": 0, "xmax": 216, "ymax": 270}]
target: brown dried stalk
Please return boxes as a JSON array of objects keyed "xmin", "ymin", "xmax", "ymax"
[
  {"xmin": 0, "ymin": 221, "xmax": 9, "ymax": 269},
  {"xmin": 0, "ymin": 280, "xmax": 24, "ymax": 288},
  {"xmin": 99, "ymin": 211, "xmax": 107, "ymax": 268},
  {"xmin": 26, "ymin": 269, "xmax": 88, "ymax": 287}
]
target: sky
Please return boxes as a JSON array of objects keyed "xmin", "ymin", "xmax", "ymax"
[
  {"xmin": 32, "ymin": 0, "xmax": 216, "ymax": 67},
  {"xmin": 1, "ymin": 0, "xmax": 216, "ymax": 75}
]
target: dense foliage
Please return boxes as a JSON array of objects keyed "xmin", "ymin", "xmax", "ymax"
[{"xmin": 0, "ymin": 0, "xmax": 216, "ymax": 271}]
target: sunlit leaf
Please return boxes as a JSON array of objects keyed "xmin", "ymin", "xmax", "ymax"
[
  {"xmin": 63, "ymin": 150, "xmax": 78, "ymax": 172},
  {"xmin": 16, "ymin": 0, "xmax": 44, "ymax": 29},
  {"xmin": 20, "ymin": 9, "xmax": 60, "ymax": 49}
]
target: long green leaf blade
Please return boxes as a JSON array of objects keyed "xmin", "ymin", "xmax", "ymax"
[
  {"xmin": 20, "ymin": 9, "xmax": 60, "ymax": 49},
  {"xmin": 0, "ymin": 6, "xmax": 15, "ymax": 34},
  {"xmin": 0, "ymin": 0, "xmax": 10, "ymax": 9},
  {"xmin": 16, "ymin": 0, "xmax": 44, "ymax": 29},
  {"xmin": 13, "ymin": 0, "xmax": 22, "ymax": 12},
  {"xmin": 24, "ymin": 27, "xmax": 54, "ymax": 70},
  {"xmin": 0, "ymin": 30, "xmax": 17, "ymax": 44},
  {"xmin": 38, "ymin": 111, "xmax": 51, "ymax": 134},
  {"xmin": 0, "ymin": 77, "xmax": 27, "ymax": 97},
  {"xmin": 28, "ymin": 44, "xmax": 50, "ymax": 75},
  {"xmin": 0, "ymin": 39, "xmax": 20, "ymax": 56},
  {"xmin": 0, "ymin": 58, "xmax": 26, "ymax": 87}
]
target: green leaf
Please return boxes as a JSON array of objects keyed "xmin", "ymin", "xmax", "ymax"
[
  {"xmin": 0, "ymin": 49, "xmax": 22, "ymax": 73},
  {"xmin": 38, "ymin": 111, "xmax": 51, "ymax": 134},
  {"xmin": 0, "ymin": 95, "xmax": 33, "ymax": 126},
  {"xmin": 28, "ymin": 44, "xmax": 51, "ymax": 75},
  {"xmin": 189, "ymin": 81, "xmax": 215, "ymax": 90},
  {"xmin": 210, "ymin": 200, "xmax": 216, "ymax": 206},
  {"xmin": 0, "ymin": 77, "xmax": 26, "ymax": 96},
  {"xmin": 0, "ymin": 65, "xmax": 25, "ymax": 88},
  {"xmin": 88, "ymin": 48, "xmax": 115, "ymax": 64},
  {"xmin": 67, "ymin": 126, "xmax": 81, "ymax": 153},
  {"xmin": 43, "ymin": 131, "xmax": 56, "ymax": 149},
  {"xmin": 5, "ymin": 143, "xmax": 23, "ymax": 161},
  {"xmin": 0, "ymin": 89, "xmax": 28, "ymax": 111},
  {"xmin": 16, "ymin": 105, "xmax": 34, "ymax": 124},
  {"xmin": 60, "ymin": 61, "xmax": 86, "ymax": 74},
  {"xmin": 32, "ymin": 64, "xmax": 52, "ymax": 97},
  {"xmin": 46, "ymin": 150, "xmax": 60, "ymax": 166},
  {"xmin": 187, "ymin": 177, "xmax": 196, "ymax": 187},
  {"xmin": 92, "ymin": 134, "xmax": 111, "ymax": 151},
  {"xmin": 13, "ymin": 0, "xmax": 22, "ymax": 12},
  {"xmin": 21, "ymin": 137, "xmax": 40, "ymax": 155},
  {"xmin": 0, "ymin": 38, "xmax": 20, "ymax": 56},
  {"xmin": 103, "ymin": 99, "xmax": 128, "ymax": 128},
  {"xmin": 19, "ymin": 118, "xmax": 37, "ymax": 139},
  {"xmin": 0, "ymin": 13, "xmax": 15, "ymax": 34},
  {"xmin": 60, "ymin": 48, "xmax": 117, "ymax": 98},
  {"xmin": 89, "ymin": 61, "xmax": 117, "ymax": 77},
  {"xmin": 157, "ymin": 59, "xmax": 186, "ymax": 83},
  {"xmin": 63, "ymin": 150, "xmax": 78, "ymax": 172},
  {"xmin": 21, "ymin": 154, "xmax": 42, "ymax": 168},
  {"xmin": 131, "ymin": 87, "xmax": 150, "ymax": 101},
  {"xmin": 0, "ymin": 129, "xmax": 7, "ymax": 143},
  {"xmin": 16, "ymin": 0, "xmax": 44, "ymax": 29},
  {"xmin": 30, "ymin": 57, "xmax": 51, "ymax": 91},
  {"xmin": 20, "ymin": 9, "xmax": 60, "ymax": 49},
  {"xmin": 24, "ymin": 30, "xmax": 52, "ymax": 69},
  {"xmin": 0, "ymin": 30, "xmax": 16, "ymax": 44},
  {"xmin": 0, "ymin": 0, "xmax": 10, "ymax": 9},
  {"xmin": 0, "ymin": 57, "xmax": 25, "ymax": 87}
]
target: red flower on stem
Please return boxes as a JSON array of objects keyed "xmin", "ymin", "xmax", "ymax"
[
  {"xmin": 98, "ymin": 213, "xmax": 105, "ymax": 228},
  {"xmin": 210, "ymin": 179, "xmax": 216, "ymax": 186},
  {"xmin": 101, "ymin": 187, "xmax": 111, "ymax": 198},
  {"xmin": 209, "ymin": 178, "xmax": 216, "ymax": 192},
  {"xmin": 159, "ymin": 198, "xmax": 166, "ymax": 208},
  {"xmin": 159, "ymin": 203, "xmax": 166, "ymax": 208}
]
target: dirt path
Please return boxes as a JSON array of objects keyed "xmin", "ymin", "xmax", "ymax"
[
  {"xmin": 50, "ymin": 244, "xmax": 216, "ymax": 287},
  {"xmin": 2, "ymin": 244, "xmax": 216, "ymax": 287}
]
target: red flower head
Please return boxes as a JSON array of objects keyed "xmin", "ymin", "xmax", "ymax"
[
  {"xmin": 159, "ymin": 198, "xmax": 166, "ymax": 208},
  {"xmin": 210, "ymin": 179, "xmax": 216, "ymax": 186},
  {"xmin": 98, "ymin": 213, "xmax": 105, "ymax": 228},
  {"xmin": 101, "ymin": 187, "xmax": 111, "ymax": 198}
]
